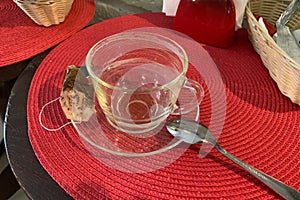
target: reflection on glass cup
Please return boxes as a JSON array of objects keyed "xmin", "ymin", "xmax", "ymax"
[{"xmin": 86, "ymin": 31, "xmax": 204, "ymax": 134}]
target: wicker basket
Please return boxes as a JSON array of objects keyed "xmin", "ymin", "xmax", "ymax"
[
  {"xmin": 13, "ymin": 0, "xmax": 74, "ymax": 27},
  {"xmin": 245, "ymin": 0, "xmax": 300, "ymax": 105}
]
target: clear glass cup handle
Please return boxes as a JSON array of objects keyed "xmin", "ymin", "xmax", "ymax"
[{"xmin": 172, "ymin": 79, "xmax": 204, "ymax": 115}]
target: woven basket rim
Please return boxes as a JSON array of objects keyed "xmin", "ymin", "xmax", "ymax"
[
  {"xmin": 13, "ymin": 0, "xmax": 56, "ymax": 5},
  {"xmin": 245, "ymin": 1, "xmax": 300, "ymax": 71}
]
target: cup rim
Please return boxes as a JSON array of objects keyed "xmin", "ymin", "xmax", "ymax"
[{"xmin": 85, "ymin": 30, "xmax": 189, "ymax": 92}]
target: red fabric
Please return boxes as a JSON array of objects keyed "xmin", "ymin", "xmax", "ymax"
[
  {"xmin": 27, "ymin": 13, "xmax": 300, "ymax": 199},
  {"xmin": 0, "ymin": 0, "xmax": 95, "ymax": 67}
]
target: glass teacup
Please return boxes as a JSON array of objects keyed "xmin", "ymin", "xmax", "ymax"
[{"xmin": 86, "ymin": 30, "xmax": 204, "ymax": 134}]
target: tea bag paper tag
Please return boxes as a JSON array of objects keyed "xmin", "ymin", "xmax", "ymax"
[{"xmin": 59, "ymin": 65, "xmax": 95, "ymax": 122}]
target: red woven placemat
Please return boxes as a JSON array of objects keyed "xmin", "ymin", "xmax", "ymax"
[
  {"xmin": 27, "ymin": 13, "xmax": 300, "ymax": 199},
  {"xmin": 0, "ymin": 0, "xmax": 95, "ymax": 67}
]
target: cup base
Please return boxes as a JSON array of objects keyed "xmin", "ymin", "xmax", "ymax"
[
  {"xmin": 72, "ymin": 96, "xmax": 199, "ymax": 157},
  {"xmin": 105, "ymin": 116, "xmax": 165, "ymax": 135}
]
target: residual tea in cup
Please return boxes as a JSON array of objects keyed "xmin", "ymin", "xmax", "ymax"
[{"xmin": 86, "ymin": 31, "xmax": 204, "ymax": 134}]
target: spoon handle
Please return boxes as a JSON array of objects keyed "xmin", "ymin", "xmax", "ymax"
[{"xmin": 214, "ymin": 143, "xmax": 300, "ymax": 200}]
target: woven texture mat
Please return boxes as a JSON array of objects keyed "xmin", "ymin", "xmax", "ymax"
[
  {"xmin": 27, "ymin": 13, "xmax": 300, "ymax": 199},
  {"xmin": 0, "ymin": 0, "xmax": 95, "ymax": 67}
]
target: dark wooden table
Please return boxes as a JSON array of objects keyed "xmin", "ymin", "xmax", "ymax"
[
  {"xmin": 0, "ymin": 60, "xmax": 29, "ymax": 149},
  {"xmin": 4, "ymin": 52, "xmax": 73, "ymax": 199},
  {"xmin": 0, "ymin": 59, "xmax": 31, "ymax": 199}
]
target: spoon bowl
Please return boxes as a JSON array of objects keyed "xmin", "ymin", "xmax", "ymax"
[{"xmin": 166, "ymin": 118, "xmax": 300, "ymax": 200}]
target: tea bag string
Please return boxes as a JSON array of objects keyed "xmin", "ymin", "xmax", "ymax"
[{"xmin": 39, "ymin": 97, "xmax": 81, "ymax": 132}]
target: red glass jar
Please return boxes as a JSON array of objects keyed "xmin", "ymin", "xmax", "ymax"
[{"xmin": 173, "ymin": 0, "xmax": 236, "ymax": 48}]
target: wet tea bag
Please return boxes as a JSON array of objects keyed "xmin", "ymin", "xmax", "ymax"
[
  {"xmin": 273, "ymin": 0, "xmax": 300, "ymax": 64},
  {"xmin": 59, "ymin": 65, "xmax": 95, "ymax": 121}
]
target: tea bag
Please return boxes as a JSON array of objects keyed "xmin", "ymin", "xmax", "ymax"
[
  {"xmin": 59, "ymin": 65, "xmax": 95, "ymax": 121},
  {"xmin": 273, "ymin": 0, "xmax": 300, "ymax": 64}
]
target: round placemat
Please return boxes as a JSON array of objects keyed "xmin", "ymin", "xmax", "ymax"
[
  {"xmin": 0, "ymin": 0, "xmax": 95, "ymax": 67},
  {"xmin": 27, "ymin": 13, "xmax": 300, "ymax": 199}
]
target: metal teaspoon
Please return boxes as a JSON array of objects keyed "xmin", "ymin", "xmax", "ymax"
[{"xmin": 166, "ymin": 118, "xmax": 300, "ymax": 200}]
